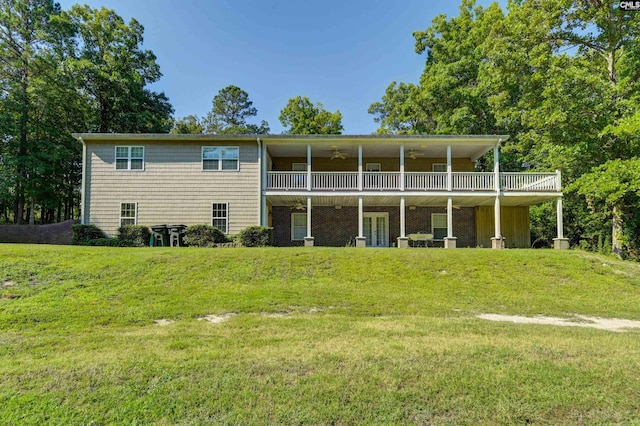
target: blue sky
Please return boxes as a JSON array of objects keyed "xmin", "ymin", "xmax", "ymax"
[{"xmin": 57, "ymin": 0, "xmax": 503, "ymax": 134}]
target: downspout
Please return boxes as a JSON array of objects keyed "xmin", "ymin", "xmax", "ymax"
[
  {"xmin": 257, "ymin": 137, "xmax": 262, "ymax": 227},
  {"xmin": 80, "ymin": 137, "xmax": 86, "ymax": 225}
]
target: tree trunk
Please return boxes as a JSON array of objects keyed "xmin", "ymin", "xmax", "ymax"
[{"xmin": 612, "ymin": 204, "xmax": 624, "ymax": 259}]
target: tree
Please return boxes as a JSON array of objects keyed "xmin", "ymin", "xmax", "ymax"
[
  {"xmin": 0, "ymin": 2, "xmax": 173, "ymax": 224},
  {"xmin": 572, "ymin": 158, "xmax": 640, "ymax": 259},
  {"xmin": 203, "ymin": 85, "xmax": 269, "ymax": 134},
  {"xmin": 367, "ymin": 82, "xmax": 429, "ymax": 134},
  {"xmin": 64, "ymin": 5, "xmax": 173, "ymax": 133},
  {"xmin": 170, "ymin": 115, "xmax": 204, "ymax": 134},
  {"xmin": 0, "ymin": 0, "xmax": 64, "ymax": 223},
  {"xmin": 279, "ymin": 96, "xmax": 343, "ymax": 134}
]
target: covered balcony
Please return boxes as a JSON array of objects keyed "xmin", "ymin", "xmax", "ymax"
[{"xmin": 266, "ymin": 171, "xmax": 560, "ymax": 192}]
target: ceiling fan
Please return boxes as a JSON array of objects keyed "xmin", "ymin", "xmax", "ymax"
[
  {"xmin": 330, "ymin": 146, "xmax": 347, "ymax": 160},
  {"xmin": 408, "ymin": 149, "xmax": 425, "ymax": 160},
  {"xmin": 290, "ymin": 200, "xmax": 306, "ymax": 210}
]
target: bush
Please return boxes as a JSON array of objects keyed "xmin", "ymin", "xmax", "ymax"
[
  {"xmin": 117, "ymin": 225, "xmax": 151, "ymax": 247},
  {"xmin": 72, "ymin": 224, "xmax": 106, "ymax": 244},
  {"xmin": 182, "ymin": 225, "xmax": 227, "ymax": 247},
  {"xmin": 238, "ymin": 226, "xmax": 273, "ymax": 247},
  {"xmin": 86, "ymin": 238, "xmax": 135, "ymax": 247}
]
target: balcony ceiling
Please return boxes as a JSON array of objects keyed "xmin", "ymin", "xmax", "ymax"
[
  {"xmin": 267, "ymin": 143, "xmax": 494, "ymax": 161},
  {"xmin": 267, "ymin": 193, "xmax": 559, "ymax": 208}
]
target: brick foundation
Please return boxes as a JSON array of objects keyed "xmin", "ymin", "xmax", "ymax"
[{"xmin": 272, "ymin": 206, "xmax": 476, "ymax": 247}]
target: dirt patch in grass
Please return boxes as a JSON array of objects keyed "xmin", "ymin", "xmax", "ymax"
[
  {"xmin": 1, "ymin": 281, "xmax": 15, "ymax": 288},
  {"xmin": 153, "ymin": 319, "xmax": 174, "ymax": 326},
  {"xmin": 478, "ymin": 314, "xmax": 640, "ymax": 332},
  {"xmin": 197, "ymin": 313, "xmax": 236, "ymax": 323}
]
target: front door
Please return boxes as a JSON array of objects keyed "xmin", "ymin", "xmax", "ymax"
[{"xmin": 363, "ymin": 213, "xmax": 388, "ymax": 247}]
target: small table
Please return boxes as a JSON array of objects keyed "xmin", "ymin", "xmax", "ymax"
[{"xmin": 408, "ymin": 233, "xmax": 433, "ymax": 248}]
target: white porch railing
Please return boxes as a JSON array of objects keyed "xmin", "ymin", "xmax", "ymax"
[
  {"xmin": 405, "ymin": 172, "xmax": 447, "ymax": 190},
  {"xmin": 500, "ymin": 172, "xmax": 558, "ymax": 192},
  {"xmin": 265, "ymin": 171, "xmax": 559, "ymax": 192},
  {"xmin": 452, "ymin": 172, "xmax": 495, "ymax": 191},
  {"xmin": 363, "ymin": 172, "xmax": 400, "ymax": 190},
  {"xmin": 267, "ymin": 172, "xmax": 307, "ymax": 190},
  {"xmin": 312, "ymin": 172, "xmax": 358, "ymax": 190}
]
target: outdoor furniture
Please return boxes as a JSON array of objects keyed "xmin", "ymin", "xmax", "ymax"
[
  {"xmin": 168, "ymin": 224, "xmax": 186, "ymax": 247},
  {"xmin": 408, "ymin": 233, "xmax": 433, "ymax": 248}
]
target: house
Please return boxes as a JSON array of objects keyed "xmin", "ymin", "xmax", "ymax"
[{"xmin": 73, "ymin": 133, "xmax": 569, "ymax": 249}]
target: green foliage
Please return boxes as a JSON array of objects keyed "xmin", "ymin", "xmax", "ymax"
[
  {"xmin": 85, "ymin": 238, "xmax": 134, "ymax": 247},
  {"xmin": 0, "ymin": 2, "xmax": 173, "ymax": 225},
  {"xmin": 71, "ymin": 224, "xmax": 106, "ymax": 244},
  {"xmin": 203, "ymin": 85, "xmax": 269, "ymax": 134},
  {"xmin": 64, "ymin": 5, "xmax": 174, "ymax": 133},
  {"xmin": 182, "ymin": 224, "xmax": 227, "ymax": 247},
  {"xmin": 279, "ymin": 96, "xmax": 343, "ymax": 134},
  {"xmin": 117, "ymin": 225, "xmax": 151, "ymax": 247},
  {"xmin": 371, "ymin": 0, "xmax": 640, "ymax": 258},
  {"xmin": 170, "ymin": 115, "xmax": 204, "ymax": 134},
  {"xmin": 238, "ymin": 226, "xmax": 273, "ymax": 247}
]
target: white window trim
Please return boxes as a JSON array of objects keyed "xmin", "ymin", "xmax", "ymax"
[
  {"xmin": 292, "ymin": 162, "xmax": 307, "ymax": 171},
  {"xmin": 291, "ymin": 212, "xmax": 307, "ymax": 241},
  {"xmin": 365, "ymin": 162, "xmax": 382, "ymax": 172},
  {"xmin": 120, "ymin": 202, "xmax": 138, "ymax": 226},
  {"xmin": 202, "ymin": 146, "xmax": 240, "ymax": 171},
  {"xmin": 115, "ymin": 146, "xmax": 144, "ymax": 171},
  {"xmin": 212, "ymin": 202, "xmax": 229, "ymax": 234},
  {"xmin": 431, "ymin": 213, "xmax": 447, "ymax": 241}
]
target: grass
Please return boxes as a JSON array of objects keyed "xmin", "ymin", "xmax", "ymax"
[{"xmin": 1, "ymin": 245, "xmax": 640, "ymax": 424}]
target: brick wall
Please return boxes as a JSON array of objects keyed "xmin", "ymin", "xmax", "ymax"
[
  {"xmin": 272, "ymin": 206, "xmax": 476, "ymax": 247},
  {"xmin": 0, "ymin": 220, "xmax": 76, "ymax": 245}
]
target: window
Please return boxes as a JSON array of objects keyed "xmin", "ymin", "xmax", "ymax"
[
  {"xmin": 115, "ymin": 146, "xmax": 144, "ymax": 170},
  {"xmin": 432, "ymin": 163, "xmax": 447, "ymax": 172},
  {"xmin": 432, "ymin": 213, "xmax": 447, "ymax": 240},
  {"xmin": 212, "ymin": 203, "xmax": 228, "ymax": 233},
  {"xmin": 202, "ymin": 147, "xmax": 239, "ymax": 171},
  {"xmin": 366, "ymin": 163, "xmax": 381, "ymax": 172},
  {"xmin": 292, "ymin": 163, "xmax": 307, "ymax": 171},
  {"xmin": 291, "ymin": 213, "xmax": 307, "ymax": 241},
  {"xmin": 120, "ymin": 203, "xmax": 137, "ymax": 226}
]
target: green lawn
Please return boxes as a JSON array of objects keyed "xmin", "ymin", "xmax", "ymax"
[{"xmin": 1, "ymin": 245, "xmax": 640, "ymax": 425}]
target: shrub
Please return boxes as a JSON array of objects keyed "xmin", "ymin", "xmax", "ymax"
[
  {"xmin": 238, "ymin": 226, "xmax": 273, "ymax": 247},
  {"xmin": 72, "ymin": 224, "xmax": 106, "ymax": 244},
  {"xmin": 86, "ymin": 238, "xmax": 135, "ymax": 247},
  {"xmin": 117, "ymin": 225, "xmax": 151, "ymax": 247},
  {"xmin": 182, "ymin": 225, "xmax": 227, "ymax": 247}
]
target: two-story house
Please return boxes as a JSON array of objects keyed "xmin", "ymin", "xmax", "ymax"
[{"xmin": 74, "ymin": 134, "xmax": 569, "ymax": 249}]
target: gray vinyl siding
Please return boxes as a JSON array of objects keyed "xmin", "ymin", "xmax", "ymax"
[{"xmin": 85, "ymin": 141, "xmax": 259, "ymax": 237}]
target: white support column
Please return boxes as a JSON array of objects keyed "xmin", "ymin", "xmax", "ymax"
[
  {"xmin": 491, "ymin": 196, "xmax": 504, "ymax": 249},
  {"xmin": 307, "ymin": 144, "xmax": 312, "ymax": 191},
  {"xmin": 491, "ymin": 143, "xmax": 504, "ymax": 249},
  {"xmin": 398, "ymin": 196, "xmax": 409, "ymax": 248},
  {"xmin": 400, "ymin": 145, "xmax": 405, "ymax": 191},
  {"xmin": 556, "ymin": 197, "xmax": 563, "ymax": 239},
  {"xmin": 358, "ymin": 144, "xmax": 363, "ymax": 191},
  {"xmin": 553, "ymin": 196, "xmax": 569, "ymax": 249},
  {"xmin": 261, "ymin": 142, "xmax": 267, "ymax": 227},
  {"xmin": 444, "ymin": 196, "xmax": 457, "ymax": 248},
  {"xmin": 494, "ymin": 145, "xmax": 500, "ymax": 192},
  {"xmin": 356, "ymin": 195, "xmax": 366, "ymax": 247},
  {"xmin": 400, "ymin": 196, "xmax": 406, "ymax": 238},
  {"xmin": 304, "ymin": 196, "xmax": 314, "ymax": 247},
  {"xmin": 447, "ymin": 145, "xmax": 452, "ymax": 191}
]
